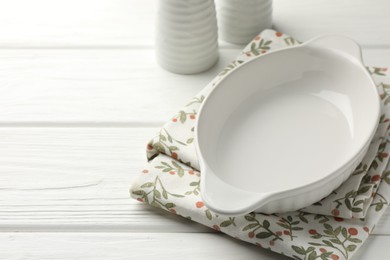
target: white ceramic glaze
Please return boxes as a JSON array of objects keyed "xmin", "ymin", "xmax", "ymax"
[
  {"xmin": 215, "ymin": 0, "xmax": 272, "ymax": 45},
  {"xmin": 156, "ymin": 0, "xmax": 219, "ymax": 74},
  {"xmin": 195, "ymin": 35, "xmax": 381, "ymax": 216}
]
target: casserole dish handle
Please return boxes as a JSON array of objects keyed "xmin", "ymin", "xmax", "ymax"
[
  {"xmin": 201, "ymin": 164, "xmax": 271, "ymax": 216},
  {"xmin": 307, "ymin": 35, "xmax": 363, "ymax": 62}
]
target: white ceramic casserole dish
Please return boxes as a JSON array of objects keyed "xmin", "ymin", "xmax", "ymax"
[{"xmin": 195, "ymin": 36, "xmax": 380, "ymax": 216}]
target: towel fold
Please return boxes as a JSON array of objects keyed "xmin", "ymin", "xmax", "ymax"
[{"xmin": 131, "ymin": 30, "xmax": 390, "ymax": 260}]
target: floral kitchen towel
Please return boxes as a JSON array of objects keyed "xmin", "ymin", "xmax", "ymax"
[{"xmin": 130, "ymin": 30, "xmax": 390, "ymax": 259}]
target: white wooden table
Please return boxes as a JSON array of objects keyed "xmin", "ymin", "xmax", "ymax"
[{"xmin": 0, "ymin": 1, "xmax": 390, "ymax": 259}]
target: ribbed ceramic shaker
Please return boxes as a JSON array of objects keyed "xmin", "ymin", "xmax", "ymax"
[
  {"xmin": 216, "ymin": 0, "xmax": 273, "ymax": 44},
  {"xmin": 156, "ymin": 0, "xmax": 219, "ymax": 74}
]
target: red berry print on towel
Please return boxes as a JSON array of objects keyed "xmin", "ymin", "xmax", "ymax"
[
  {"xmin": 175, "ymin": 110, "xmax": 198, "ymax": 123},
  {"xmin": 369, "ymin": 67, "xmax": 388, "ymax": 76},
  {"xmin": 155, "ymin": 160, "xmax": 187, "ymax": 177},
  {"xmin": 307, "ymin": 224, "xmax": 363, "ymax": 259},
  {"xmin": 371, "ymin": 175, "xmax": 381, "ymax": 182},
  {"xmin": 196, "ymin": 201, "xmax": 204, "ymax": 208},
  {"xmin": 348, "ymin": 228, "xmax": 358, "ymax": 236},
  {"xmin": 242, "ymin": 213, "xmax": 282, "ymax": 242},
  {"xmin": 331, "ymin": 208, "xmax": 340, "ymax": 216},
  {"xmin": 153, "ymin": 128, "xmax": 187, "ymax": 159},
  {"xmin": 131, "ymin": 175, "xmax": 184, "ymax": 212},
  {"xmin": 277, "ymin": 216, "xmax": 303, "ymax": 241},
  {"xmin": 331, "ymin": 254, "xmax": 340, "ymax": 260}
]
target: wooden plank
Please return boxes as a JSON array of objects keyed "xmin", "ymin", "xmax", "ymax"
[
  {"xmin": 0, "ymin": 233, "xmax": 288, "ymax": 260},
  {"xmin": 273, "ymin": 0, "xmax": 390, "ymax": 47},
  {"xmin": 0, "ymin": 49, "xmax": 388, "ymax": 124},
  {"xmin": 0, "ymin": 127, "xmax": 389, "ymax": 234},
  {"xmin": 0, "ymin": 127, "xmax": 208, "ymax": 232},
  {"xmin": 0, "ymin": 48, "xmax": 240, "ymax": 125},
  {"xmin": 0, "ymin": 0, "xmax": 388, "ymax": 47},
  {"xmin": 0, "ymin": 0, "xmax": 156, "ymax": 48},
  {"xmin": 0, "ymin": 232, "xmax": 387, "ymax": 259}
]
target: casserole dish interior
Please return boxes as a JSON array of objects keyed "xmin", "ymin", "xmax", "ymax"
[{"xmin": 196, "ymin": 36, "xmax": 380, "ymax": 216}]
